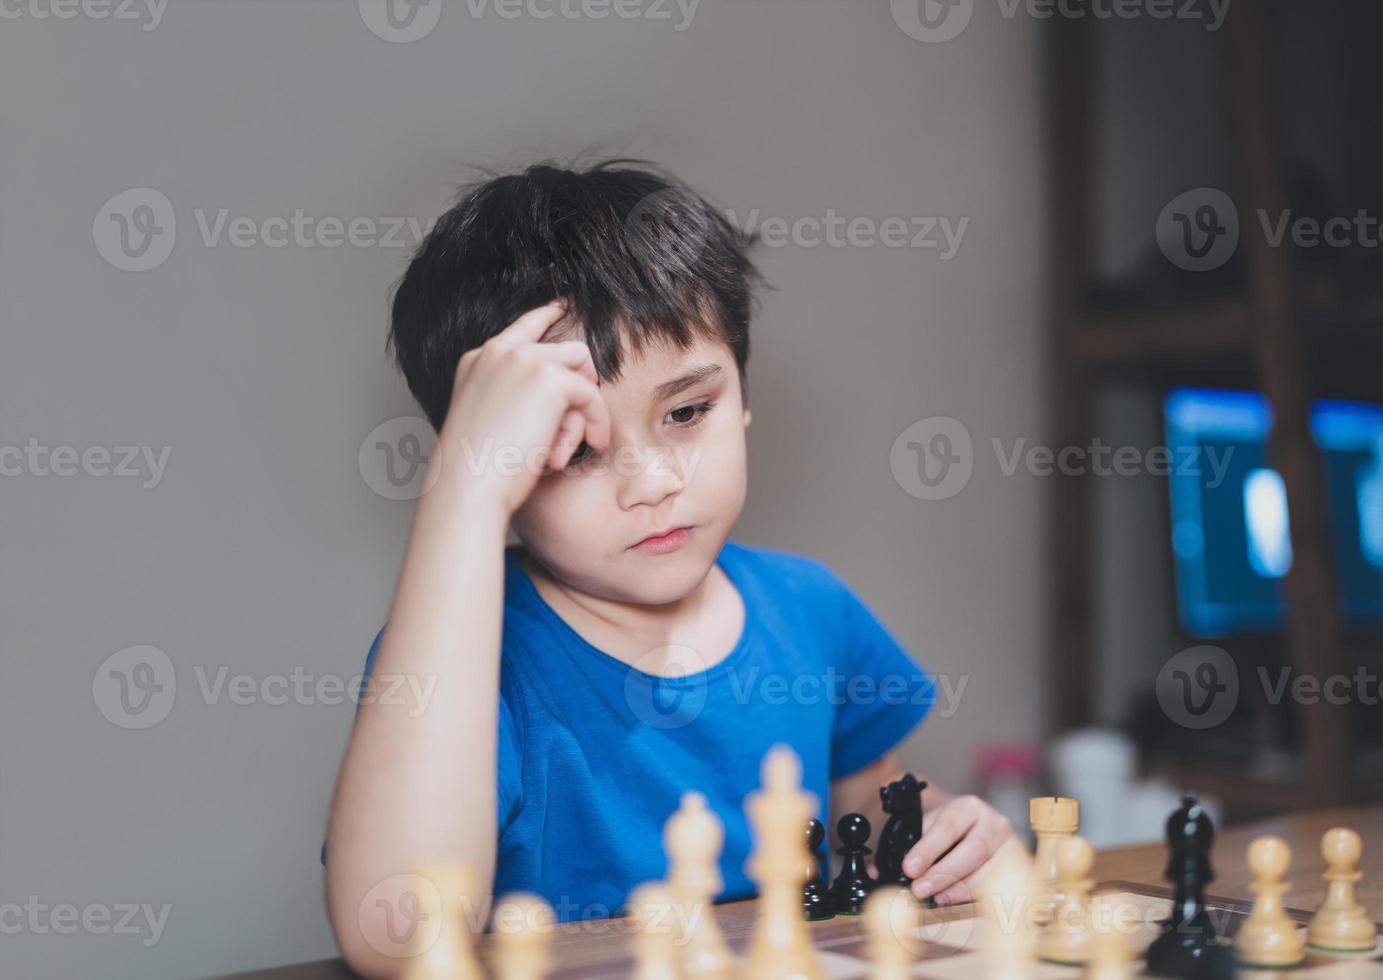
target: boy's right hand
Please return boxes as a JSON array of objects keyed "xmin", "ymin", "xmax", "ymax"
[{"xmin": 432, "ymin": 300, "xmax": 611, "ymax": 518}]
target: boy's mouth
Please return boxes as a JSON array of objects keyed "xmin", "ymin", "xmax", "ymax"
[{"xmin": 628, "ymin": 526, "xmax": 694, "ymax": 555}]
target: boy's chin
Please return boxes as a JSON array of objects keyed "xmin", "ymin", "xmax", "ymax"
[{"xmin": 612, "ymin": 553, "xmax": 716, "ymax": 605}]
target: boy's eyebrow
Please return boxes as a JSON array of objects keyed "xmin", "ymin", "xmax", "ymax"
[{"xmin": 652, "ymin": 364, "xmax": 722, "ymax": 401}]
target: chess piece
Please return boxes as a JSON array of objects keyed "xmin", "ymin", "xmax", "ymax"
[
  {"xmin": 1235, "ymin": 835, "xmax": 1306, "ymax": 968},
  {"xmin": 492, "ymin": 893, "xmax": 555, "ymax": 980},
  {"xmin": 1144, "ymin": 794, "xmax": 1227, "ymax": 977},
  {"xmin": 875, "ymin": 774, "xmax": 926, "ymax": 887},
  {"xmin": 744, "ymin": 745, "xmax": 825, "ymax": 980},
  {"xmin": 829, "ymin": 813, "xmax": 877, "ymax": 916},
  {"xmin": 664, "ymin": 792, "xmax": 733, "ymax": 980},
  {"xmin": 977, "ymin": 843, "xmax": 1036, "ymax": 980},
  {"xmin": 1085, "ymin": 893, "xmax": 1133, "ymax": 980},
  {"xmin": 1029, "ymin": 796, "xmax": 1079, "ymax": 925},
  {"xmin": 628, "ymin": 882, "xmax": 682, "ymax": 980},
  {"xmin": 803, "ymin": 818, "xmax": 834, "ymax": 921},
  {"xmin": 864, "ymin": 887, "xmax": 920, "ymax": 980},
  {"xmin": 401, "ymin": 863, "xmax": 485, "ymax": 980},
  {"xmin": 1038, "ymin": 835, "xmax": 1094, "ymax": 965},
  {"xmin": 1307, "ymin": 827, "xmax": 1377, "ymax": 952}
]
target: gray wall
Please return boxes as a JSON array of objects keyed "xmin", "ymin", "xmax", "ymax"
[{"xmin": 0, "ymin": 2, "xmax": 1049, "ymax": 977}]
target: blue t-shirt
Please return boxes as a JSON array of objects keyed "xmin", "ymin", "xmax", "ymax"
[{"xmin": 355, "ymin": 539, "xmax": 934, "ymax": 922}]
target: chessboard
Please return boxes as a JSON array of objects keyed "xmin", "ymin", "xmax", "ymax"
[{"xmin": 502, "ymin": 881, "xmax": 1383, "ymax": 980}]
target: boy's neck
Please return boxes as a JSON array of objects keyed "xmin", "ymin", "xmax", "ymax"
[{"xmin": 514, "ymin": 547, "xmax": 743, "ymax": 671}]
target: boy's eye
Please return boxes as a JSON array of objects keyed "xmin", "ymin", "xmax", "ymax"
[
  {"xmin": 667, "ymin": 401, "xmax": 714, "ymax": 427},
  {"xmin": 560, "ymin": 402, "xmax": 714, "ymax": 471}
]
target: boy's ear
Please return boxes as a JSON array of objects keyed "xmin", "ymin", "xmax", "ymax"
[{"xmin": 743, "ymin": 408, "xmax": 752, "ymax": 429}]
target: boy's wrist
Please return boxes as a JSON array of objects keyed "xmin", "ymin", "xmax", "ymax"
[{"xmin": 424, "ymin": 430, "xmax": 519, "ymax": 523}]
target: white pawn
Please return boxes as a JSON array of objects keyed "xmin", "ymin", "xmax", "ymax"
[
  {"xmin": 664, "ymin": 792, "xmax": 732, "ymax": 980},
  {"xmin": 864, "ymin": 887, "xmax": 921, "ymax": 980},
  {"xmin": 977, "ymin": 842, "xmax": 1036, "ymax": 980},
  {"xmin": 493, "ymin": 892, "xmax": 555, "ymax": 980},
  {"xmin": 1236, "ymin": 835, "xmax": 1306, "ymax": 968},
  {"xmin": 629, "ymin": 882, "xmax": 684, "ymax": 980},
  {"xmin": 1085, "ymin": 893, "xmax": 1133, "ymax": 980},
  {"xmin": 1308, "ymin": 827, "xmax": 1377, "ymax": 952},
  {"xmin": 1037, "ymin": 835, "xmax": 1094, "ymax": 965},
  {"xmin": 401, "ymin": 863, "xmax": 485, "ymax": 980}
]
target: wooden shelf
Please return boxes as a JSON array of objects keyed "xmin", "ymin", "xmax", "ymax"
[{"xmin": 1045, "ymin": 3, "xmax": 1376, "ymax": 812}]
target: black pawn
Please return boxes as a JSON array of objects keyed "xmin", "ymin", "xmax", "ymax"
[
  {"xmin": 828, "ymin": 813, "xmax": 876, "ymax": 916},
  {"xmin": 875, "ymin": 773, "xmax": 926, "ymax": 887},
  {"xmin": 1145, "ymin": 794, "xmax": 1230, "ymax": 977},
  {"xmin": 803, "ymin": 818, "xmax": 834, "ymax": 921}
]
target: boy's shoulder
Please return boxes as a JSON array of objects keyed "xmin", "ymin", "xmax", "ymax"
[{"xmin": 718, "ymin": 538, "xmax": 851, "ymax": 600}]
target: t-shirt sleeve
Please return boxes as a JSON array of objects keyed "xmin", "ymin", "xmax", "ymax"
[{"xmin": 824, "ymin": 571, "xmax": 936, "ymax": 779}]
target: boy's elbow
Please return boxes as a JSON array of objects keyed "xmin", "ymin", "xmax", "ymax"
[{"xmin": 326, "ymin": 870, "xmax": 402, "ymax": 980}]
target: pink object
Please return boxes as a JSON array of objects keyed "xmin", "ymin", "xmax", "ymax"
[{"xmin": 977, "ymin": 743, "xmax": 1040, "ymax": 779}]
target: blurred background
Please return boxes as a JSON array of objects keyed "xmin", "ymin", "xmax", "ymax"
[{"xmin": 2, "ymin": 1, "xmax": 1380, "ymax": 977}]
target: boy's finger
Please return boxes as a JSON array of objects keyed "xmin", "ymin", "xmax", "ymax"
[
  {"xmin": 909, "ymin": 835, "xmax": 987, "ymax": 902},
  {"xmin": 555, "ymin": 372, "xmax": 612, "ymax": 453},
  {"xmin": 903, "ymin": 807, "xmax": 976, "ymax": 880},
  {"xmin": 548, "ymin": 409, "xmax": 586, "ymax": 472},
  {"xmin": 531, "ymin": 339, "xmax": 599, "ymax": 388},
  {"xmin": 498, "ymin": 300, "xmax": 570, "ymax": 346}
]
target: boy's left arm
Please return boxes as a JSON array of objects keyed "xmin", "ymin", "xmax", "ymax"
[{"xmin": 829, "ymin": 752, "xmax": 1016, "ymax": 906}]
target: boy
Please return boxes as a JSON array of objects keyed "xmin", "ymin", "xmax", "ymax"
[{"xmin": 325, "ymin": 159, "xmax": 1013, "ymax": 977}]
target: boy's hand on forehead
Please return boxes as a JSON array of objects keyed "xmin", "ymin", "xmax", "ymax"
[{"xmin": 434, "ymin": 299, "xmax": 611, "ymax": 518}]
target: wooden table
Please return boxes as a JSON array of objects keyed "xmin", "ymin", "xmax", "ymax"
[{"xmin": 218, "ymin": 803, "xmax": 1383, "ymax": 979}]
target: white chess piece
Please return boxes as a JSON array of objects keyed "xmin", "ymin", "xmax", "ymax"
[
  {"xmin": 977, "ymin": 841, "xmax": 1036, "ymax": 980},
  {"xmin": 493, "ymin": 892, "xmax": 555, "ymax": 980},
  {"xmin": 1038, "ymin": 835, "xmax": 1094, "ymax": 965},
  {"xmin": 864, "ymin": 887, "xmax": 921, "ymax": 980},
  {"xmin": 629, "ymin": 882, "xmax": 683, "ymax": 980},
  {"xmin": 1307, "ymin": 827, "xmax": 1377, "ymax": 952},
  {"xmin": 1235, "ymin": 835, "xmax": 1306, "ymax": 968},
  {"xmin": 1085, "ymin": 893, "xmax": 1134, "ymax": 980},
  {"xmin": 664, "ymin": 792, "xmax": 733, "ymax": 980},
  {"xmin": 744, "ymin": 745, "xmax": 825, "ymax": 980},
  {"xmin": 401, "ymin": 864, "xmax": 485, "ymax": 980}
]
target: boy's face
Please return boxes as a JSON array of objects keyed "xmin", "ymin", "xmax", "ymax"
[{"xmin": 509, "ymin": 325, "xmax": 751, "ymax": 606}]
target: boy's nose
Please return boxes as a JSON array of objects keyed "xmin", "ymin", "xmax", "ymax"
[{"xmin": 613, "ymin": 445, "xmax": 685, "ymax": 510}]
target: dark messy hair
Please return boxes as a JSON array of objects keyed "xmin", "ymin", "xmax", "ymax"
[{"xmin": 388, "ymin": 156, "xmax": 769, "ymax": 432}]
